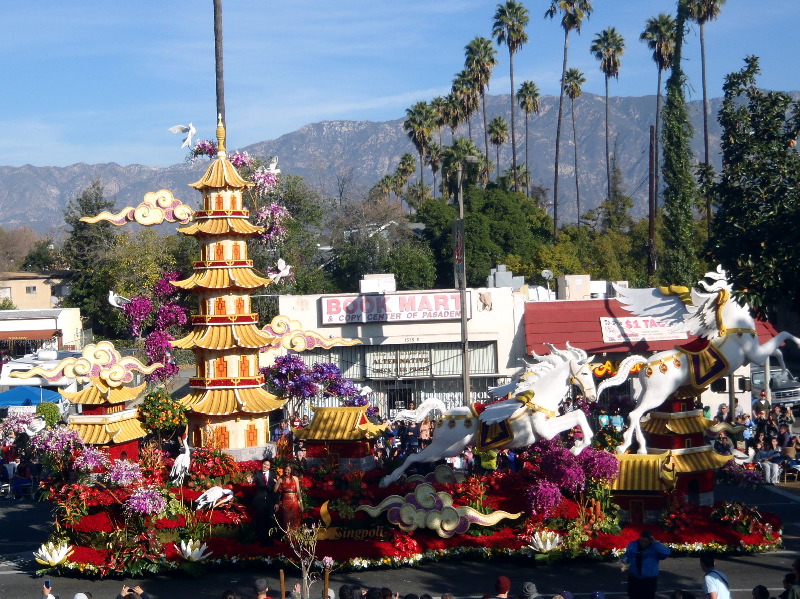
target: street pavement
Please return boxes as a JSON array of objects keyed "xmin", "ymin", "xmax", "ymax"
[{"xmin": 1, "ymin": 482, "xmax": 799, "ymax": 599}]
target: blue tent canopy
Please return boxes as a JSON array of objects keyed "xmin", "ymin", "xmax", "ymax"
[{"xmin": 0, "ymin": 386, "xmax": 61, "ymax": 407}]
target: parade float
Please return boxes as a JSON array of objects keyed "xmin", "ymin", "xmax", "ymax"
[{"xmin": 21, "ymin": 123, "xmax": 786, "ymax": 580}]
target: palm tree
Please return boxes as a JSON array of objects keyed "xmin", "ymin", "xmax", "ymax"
[
  {"xmin": 441, "ymin": 138, "xmax": 485, "ymax": 200},
  {"xmin": 590, "ymin": 26, "xmax": 625, "ymax": 204},
  {"xmin": 564, "ymin": 68, "xmax": 585, "ymax": 224},
  {"xmin": 687, "ymin": 0, "xmax": 726, "ymax": 232},
  {"xmin": 516, "ymin": 80, "xmax": 541, "ymax": 197},
  {"xmin": 488, "ymin": 116, "xmax": 510, "ymax": 180},
  {"xmin": 395, "ymin": 153, "xmax": 417, "ymax": 206},
  {"xmin": 214, "ymin": 0, "xmax": 225, "ymax": 124},
  {"xmin": 640, "ymin": 13, "xmax": 676, "ymax": 206},
  {"xmin": 443, "ymin": 94, "xmax": 462, "ymax": 143},
  {"xmin": 431, "ymin": 96, "xmax": 448, "ymax": 147},
  {"xmin": 404, "ymin": 101, "xmax": 436, "ymax": 189},
  {"xmin": 452, "ymin": 70, "xmax": 479, "ymax": 141},
  {"xmin": 493, "ymin": 1, "xmax": 530, "ymax": 192},
  {"xmin": 465, "ymin": 36, "xmax": 498, "ymax": 180},
  {"xmin": 546, "ymin": 0, "xmax": 593, "ymax": 238},
  {"xmin": 426, "ymin": 143, "xmax": 443, "ymax": 199}
]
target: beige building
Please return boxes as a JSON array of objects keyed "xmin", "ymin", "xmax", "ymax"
[
  {"xmin": 0, "ymin": 271, "xmax": 71, "ymax": 311},
  {"xmin": 0, "ymin": 308, "xmax": 83, "ymax": 357},
  {"xmin": 276, "ymin": 285, "xmax": 528, "ymax": 418}
]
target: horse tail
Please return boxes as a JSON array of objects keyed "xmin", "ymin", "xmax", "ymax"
[
  {"xmin": 396, "ymin": 398, "xmax": 447, "ymax": 422},
  {"xmin": 597, "ymin": 355, "xmax": 648, "ymax": 398}
]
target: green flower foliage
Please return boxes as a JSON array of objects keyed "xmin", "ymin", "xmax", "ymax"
[
  {"xmin": 139, "ymin": 389, "xmax": 187, "ymax": 435},
  {"xmin": 36, "ymin": 402, "xmax": 61, "ymax": 428}
]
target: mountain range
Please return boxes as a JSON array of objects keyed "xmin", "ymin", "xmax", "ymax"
[{"xmin": 0, "ymin": 92, "xmax": 776, "ymax": 235}]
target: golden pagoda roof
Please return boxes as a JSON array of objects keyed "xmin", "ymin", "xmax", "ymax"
[
  {"xmin": 649, "ymin": 446, "xmax": 733, "ymax": 473},
  {"xmin": 610, "ymin": 453, "xmax": 676, "ymax": 492},
  {"xmin": 189, "ymin": 119, "xmax": 253, "ymax": 190},
  {"xmin": 61, "ymin": 381, "xmax": 145, "ymax": 405},
  {"xmin": 177, "ymin": 217, "xmax": 263, "ymax": 236},
  {"xmin": 181, "ymin": 386, "xmax": 285, "ymax": 415},
  {"xmin": 295, "ymin": 406, "xmax": 387, "ymax": 441},
  {"xmin": 171, "ymin": 323, "xmax": 275, "ymax": 350},
  {"xmin": 69, "ymin": 409, "xmax": 147, "ymax": 444},
  {"xmin": 641, "ymin": 410, "xmax": 715, "ymax": 435},
  {"xmin": 172, "ymin": 267, "xmax": 272, "ymax": 290}
]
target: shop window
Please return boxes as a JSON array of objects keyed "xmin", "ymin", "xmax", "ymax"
[{"xmin": 26, "ymin": 286, "xmax": 37, "ymax": 294}]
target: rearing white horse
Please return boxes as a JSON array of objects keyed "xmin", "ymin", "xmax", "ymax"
[
  {"xmin": 380, "ymin": 344, "xmax": 597, "ymax": 487},
  {"xmin": 598, "ymin": 266, "xmax": 800, "ymax": 454}
]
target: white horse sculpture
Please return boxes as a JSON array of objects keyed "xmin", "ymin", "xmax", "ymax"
[
  {"xmin": 380, "ymin": 344, "xmax": 597, "ymax": 487},
  {"xmin": 598, "ymin": 266, "xmax": 800, "ymax": 454}
]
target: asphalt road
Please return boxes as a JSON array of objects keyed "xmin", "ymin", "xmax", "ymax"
[{"xmin": 1, "ymin": 483, "xmax": 799, "ymax": 599}]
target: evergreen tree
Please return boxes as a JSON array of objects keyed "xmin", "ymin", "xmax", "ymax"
[{"xmin": 659, "ymin": 0, "xmax": 698, "ymax": 287}]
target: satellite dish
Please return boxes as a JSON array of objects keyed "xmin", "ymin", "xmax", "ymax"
[{"xmin": 541, "ymin": 269, "xmax": 554, "ymax": 281}]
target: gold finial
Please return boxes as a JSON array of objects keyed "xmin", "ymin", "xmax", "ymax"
[{"xmin": 216, "ymin": 113, "xmax": 226, "ymax": 158}]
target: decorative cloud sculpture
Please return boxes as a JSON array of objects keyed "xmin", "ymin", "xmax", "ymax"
[
  {"xmin": 10, "ymin": 341, "xmax": 161, "ymax": 387},
  {"xmin": 261, "ymin": 315, "xmax": 362, "ymax": 352},
  {"xmin": 356, "ymin": 483, "xmax": 521, "ymax": 538},
  {"xmin": 80, "ymin": 189, "xmax": 193, "ymax": 226}
]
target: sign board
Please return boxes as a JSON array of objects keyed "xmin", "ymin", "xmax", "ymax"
[
  {"xmin": 321, "ymin": 292, "xmax": 470, "ymax": 325},
  {"xmin": 600, "ymin": 316, "xmax": 688, "ymax": 344}
]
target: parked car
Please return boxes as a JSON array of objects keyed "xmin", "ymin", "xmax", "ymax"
[{"xmin": 751, "ymin": 365, "xmax": 800, "ymax": 408}]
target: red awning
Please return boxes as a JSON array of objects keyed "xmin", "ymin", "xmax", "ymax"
[
  {"xmin": 0, "ymin": 329, "xmax": 57, "ymax": 341},
  {"xmin": 524, "ymin": 299, "xmax": 778, "ymax": 356}
]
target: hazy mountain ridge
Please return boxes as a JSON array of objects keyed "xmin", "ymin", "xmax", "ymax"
[{"xmin": 2, "ymin": 91, "xmax": 794, "ymax": 234}]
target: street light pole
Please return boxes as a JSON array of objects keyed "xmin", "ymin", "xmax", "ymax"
[{"xmin": 455, "ymin": 156, "xmax": 478, "ymax": 406}]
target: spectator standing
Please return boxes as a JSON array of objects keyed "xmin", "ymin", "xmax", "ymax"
[
  {"xmin": 493, "ymin": 576, "xmax": 511, "ymax": 599},
  {"xmin": 253, "ymin": 578, "xmax": 270, "ymax": 599},
  {"xmin": 780, "ymin": 573, "xmax": 797, "ymax": 599},
  {"xmin": 622, "ymin": 530, "xmax": 671, "ymax": 599},
  {"xmin": 700, "ymin": 554, "xmax": 731, "ymax": 599}
]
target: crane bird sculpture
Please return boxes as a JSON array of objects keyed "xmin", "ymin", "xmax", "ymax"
[
  {"xmin": 380, "ymin": 343, "xmax": 597, "ymax": 487},
  {"xmin": 597, "ymin": 266, "xmax": 800, "ymax": 454}
]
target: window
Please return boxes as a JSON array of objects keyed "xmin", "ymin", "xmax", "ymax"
[{"xmin": 25, "ymin": 286, "xmax": 37, "ymax": 294}]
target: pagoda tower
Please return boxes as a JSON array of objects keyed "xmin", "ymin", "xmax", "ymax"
[{"xmin": 171, "ymin": 118, "xmax": 285, "ymax": 453}]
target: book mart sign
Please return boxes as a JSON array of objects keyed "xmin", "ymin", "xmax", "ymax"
[{"xmin": 321, "ymin": 292, "xmax": 470, "ymax": 324}]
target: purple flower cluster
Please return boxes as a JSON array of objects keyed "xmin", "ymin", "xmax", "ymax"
[
  {"xmin": 123, "ymin": 295, "xmax": 152, "ymax": 338},
  {"xmin": 154, "ymin": 271, "xmax": 181, "ymax": 298},
  {"xmin": 577, "ymin": 447, "xmax": 620, "ymax": 483},
  {"xmin": 74, "ymin": 446, "xmax": 110, "ymax": 472},
  {"xmin": 540, "ymin": 446, "xmax": 586, "ymax": 493},
  {"xmin": 254, "ymin": 202, "xmax": 291, "ymax": 245},
  {"xmin": 525, "ymin": 480, "xmax": 563, "ymax": 517},
  {"xmin": 144, "ymin": 330, "xmax": 178, "ymax": 382},
  {"xmin": 191, "ymin": 139, "xmax": 218, "ymax": 159},
  {"xmin": 251, "ymin": 168, "xmax": 279, "ymax": 196},
  {"xmin": 31, "ymin": 426, "xmax": 83, "ymax": 458},
  {"xmin": 106, "ymin": 459, "xmax": 143, "ymax": 487},
  {"xmin": 124, "ymin": 485, "xmax": 167, "ymax": 517},
  {"xmin": 718, "ymin": 460, "xmax": 765, "ymax": 489},
  {"xmin": 262, "ymin": 355, "xmax": 364, "ymax": 404},
  {"xmin": 154, "ymin": 302, "xmax": 188, "ymax": 330},
  {"xmin": 228, "ymin": 150, "xmax": 254, "ymax": 168},
  {"xmin": 0, "ymin": 413, "xmax": 34, "ymax": 438}
]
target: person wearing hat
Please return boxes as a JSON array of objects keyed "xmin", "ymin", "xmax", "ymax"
[
  {"xmin": 753, "ymin": 391, "xmax": 770, "ymax": 416},
  {"xmin": 253, "ymin": 578, "xmax": 270, "ymax": 599},
  {"xmin": 494, "ymin": 576, "xmax": 512, "ymax": 599},
  {"xmin": 522, "ymin": 582, "xmax": 540, "ymax": 599},
  {"xmin": 622, "ymin": 530, "xmax": 671, "ymax": 599}
]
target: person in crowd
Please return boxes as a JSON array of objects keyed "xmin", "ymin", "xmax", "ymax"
[
  {"xmin": 272, "ymin": 419, "xmax": 292, "ymax": 442},
  {"xmin": 521, "ymin": 582, "xmax": 540, "ymax": 599},
  {"xmin": 765, "ymin": 415, "xmax": 781, "ymax": 439},
  {"xmin": 8, "ymin": 457, "xmax": 31, "ymax": 499},
  {"xmin": 295, "ymin": 446, "xmax": 308, "ymax": 472},
  {"xmin": 405, "ymin": 420, "xmax": 421, "ymax": 453},
  {"xmin": 419, "ymin": 416, "xmax": 433, "ymax": 449},
  {"xmin": 778, "ymin": 424, "xmax": 793, "ymax": 448},
  {"xmin": 339, "ymin": 585, "xmax": 354, "ymax": 599},
  {"xmin": 716, "ymin": 404, "xmax": 732, "ymax": 424},
  {"xmin": 220, "ymin": 591, "xmax": 239, "ymax": 599},
  {"xmin": 251, "ymin": 458, "xmax": 279, "ymax": 545},
  {"xmin": 750, "ymin": 431, "xmax": 768, "ymax": 451},
  {"xmin": 275, "ymin": 462, "xmax": 303, "ymax": 530},
  {"xmin": 713, "ymin": 434, "xmax": 733, "ymax": 456},
  {"xmin": 622, "ymin": 530, "xmax": 671, "ymax": 599},
  {"xmin": 290, "ymin": 413, "xmax": 302, "ymax": 429},
  {"xmin": 753, "ymin": 586, "xmax": 770, "ymax": 599},
  {"xmin": 700, "ymin": 554, "xmax": 730, "ymax": 599},
  {"xmin": 754, "ymin": 391, "xmax": 771, "ymax": 415},
  {"xmin": 778, "ymin": 406, "xmax": 795, "ymax": 431},
  {"xmin": 780, "ymin": 573, "xmax": 797, "ymax": 599},
  {"xmin": 253, "ymin": 578, "xmax": 270, "ymax": 599},
  {"xmin": 493, "ymin": 576, "xmax": 512, "ymax": 599},
  {"xmin": 116, "ymin": 585, "xmax": 151, "ymax": 599},
  {"xmin": 754, "ymin": 440, "xmax": 782, "ymax": 485},
  {"xmin": 734, "ymin": 399, "xmax": 745, "ymax": 418},
  {"xmin": 301, "ymin": 415, "xmax": 310, "ymax": 428}
]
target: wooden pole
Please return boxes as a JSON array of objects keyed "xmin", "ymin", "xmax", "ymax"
[
  {"xmin": 648, "ymin": 125, "xmax": 657, "ymax": 278},
  {"xmin": 280, "ymin": 569, "xmax": 286, "ymax": 599},
  {"xmin": 324, "ymin": 568, "xmax": 330, "ymax": 599}
]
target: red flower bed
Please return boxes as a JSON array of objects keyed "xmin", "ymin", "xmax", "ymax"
[
  {"xmin": 70, "ymin": 511, "xmax": 116, "ymax": 533},
  {"xmin": 154, "ymin": 514, "xmax": 187, "ymax": 530},
  {"xmin": 70, "ymin": 545, "xmax": 109, "ymax": 565}
]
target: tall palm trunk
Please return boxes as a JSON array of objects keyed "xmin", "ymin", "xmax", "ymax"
[
  {"xmin": 419, "ymin": 151, "xmax": 425, "ymax": 190},
  {"xmin": 553, "ymin": 29, "xmax": 569, "ymax": 238},
  {"xmin": 467, "ymin": 118, "xmax": 473, "ymax": 142},
  {"xmin": 214, "ymin": 0, "xmax": 225, "ymax": 124},
  {"xmin": 604, "ymin": 75, "xmax": 611, "ymax": 202},
  {"xmin": 571, "ymin": 97, "xmax": 581, "ymax": 225},
  {"xmin": 700, "ymin": 21, "xmax": 711, "ymax": 233},
  {"xmin": 655, "ymin": 68, "xmax": 663, "ymax": 207},
  {"xmin": 509, "ymin": 55, "xmax": 518, "ymax": 192},
  {"xmin": 524, "ymin": 114, "xmax": 530, "ymax": 197},
  {"xmin": 496, "ymin": 145, "xmax": 502, "ymax": 180}
]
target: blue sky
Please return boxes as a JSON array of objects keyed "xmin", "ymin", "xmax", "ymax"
[{"xmin": 3, "ymin": 1, "xmax": 798, "ymax": 168}]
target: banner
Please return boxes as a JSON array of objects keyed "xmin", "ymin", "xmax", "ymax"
[
  {"xmin": 321, "ymin": 292, "xmax": 470, "ymax": 325},
  {"xmin": 600, "ymin": 316, "xmax": 687, "ymax": 343}
]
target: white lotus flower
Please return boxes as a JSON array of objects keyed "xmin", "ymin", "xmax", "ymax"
[
  {"xmin": 528, "ymin": 529, "xmax": 562, "ymax": 553},
  {"xmin": 34, "ymin": 541, "xmax": 73, "ymax": 566},
  {"xmin": 180, "ymin": 539, "xmax": 212, "ymax": 562}
]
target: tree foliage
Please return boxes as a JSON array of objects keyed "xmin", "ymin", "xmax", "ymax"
[{"xmin": 710, "ymin": 56, "xmax": 800, "ymax": 316}]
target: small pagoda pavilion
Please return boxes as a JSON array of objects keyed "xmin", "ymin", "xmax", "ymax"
[{"xmin": 171, "ymin": 118, "xmax": 286, "ymax": 455}]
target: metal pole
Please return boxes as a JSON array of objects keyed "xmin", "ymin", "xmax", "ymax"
[
  {"xmin": 457, "ymin": 163, "xmax": 471, "ymax": 406},
  {"xmin": 648, "ymin": 125, "xmax": 657, "ymax": 277}
]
